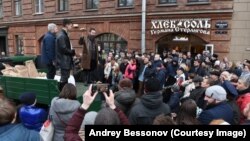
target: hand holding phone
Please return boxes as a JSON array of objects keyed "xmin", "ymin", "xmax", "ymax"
[
  {"xmin": 103, "ymin": 90, "xmax": 116, "ymax": 109},
  {"xmin": 81, "ymin": 84, "xmax": 97, "ymax": 110},
  {"xmin": 91, "ymin": 83, "xmax": 109, "ymax": 96}
]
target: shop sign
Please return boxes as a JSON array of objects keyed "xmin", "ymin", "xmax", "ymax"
[
  {"xmin": 151, "ymin": 18, "xmax": 211, "ymax": 35},
  {"xmin": 215, "ymin": 21, "xmax": 228, "ymax": 29}
]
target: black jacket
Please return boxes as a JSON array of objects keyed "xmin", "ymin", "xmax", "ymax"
[
  {"xmin": 128, "ymin": 91, "xmax": 171, "ymax": 125},
  {"xmin": 56, "ymin": 29, "xmax": 75, "ymax": 69}
]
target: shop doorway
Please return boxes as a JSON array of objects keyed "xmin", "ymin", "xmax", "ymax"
[
  {"xmin": 0, "ymin": 36, "xmax": 7, "ymax": 56},
  {"xmin": 156, "ymin": 33, "xmax": 207, "ymax": 56},
  {"xmin": 0, "ymin": 27, "xmax": 8, "ymax": 56}
]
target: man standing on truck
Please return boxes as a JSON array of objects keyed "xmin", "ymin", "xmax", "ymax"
[
  {"xmin": 79, "ymin": 27, "xmax": 98, "ymax": 85},
  {"xmin": 41, "ymin": 23, "xmax": 58, "ymax": 79},
  {"xmin": 56, "ymin": 19, "xmax": 75, "ymax": 91}
]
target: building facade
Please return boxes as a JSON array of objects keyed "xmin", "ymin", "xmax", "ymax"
[
  {"xmin": 0, "ymin": 0, "xmax": 237, "ymax": 60},
  {"xmin": 229, "ymin": 0, "xmax": 250, "ymax": 61}
]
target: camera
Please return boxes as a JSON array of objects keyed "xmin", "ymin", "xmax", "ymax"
[{"xmin": 91, "ymin": 83, "xmax": 109, "ymax": 95}]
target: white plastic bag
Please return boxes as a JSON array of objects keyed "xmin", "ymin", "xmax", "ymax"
[{"xmin": 39, "ymin": 119, "xmax": 54, "ymax": 141}]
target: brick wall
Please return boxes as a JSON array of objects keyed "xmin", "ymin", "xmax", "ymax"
[{"xmin": 0, "ymin": 0, "xmax": 234, "ymax": 57}]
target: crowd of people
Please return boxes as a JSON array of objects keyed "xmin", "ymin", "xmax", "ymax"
[{"xmin": 0, "ymin": 18, "xmax": 250, "ymax": 141}]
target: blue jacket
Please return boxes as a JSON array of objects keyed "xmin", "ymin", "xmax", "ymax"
[
  {"xmin": 198, "ymin": 101, "xmax": 234, "ymax": 125},
  {"xmin": 0, "ymin": 124, "xmax": 41, "ymax": 141},
  {"xmin": 19, "ymin": 105, "xmax": 47, "ymax": 131},
  {"xmin": 41, "ymin": 31, "xmax": 56, "ymax": 64}
]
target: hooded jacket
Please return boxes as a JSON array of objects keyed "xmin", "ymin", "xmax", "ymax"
[
  {"xmin": 49, "ymin": 97, "xmax": 80, "ymax": 141},
  {"xmin": 0, "ymin": 124, "xmax": 41, "ymax": 141},
  {"xmin": 19, "ymin": 105, "xmax": 47, "ymax": 131},
  {"xmin": 128, "ymin": 91, "xmax": 171, "ymax": 125},
  {"xmin": 114, "ymin": 88, "xmax": 140, "ymax": 116}
]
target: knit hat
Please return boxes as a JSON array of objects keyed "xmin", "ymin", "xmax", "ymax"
[
  {"xmin": 19, "ymin": 92, "xmax": 36, "ymax": 105},
  {"xmin": 144, "ymin": 77, "xmax": 162, "ymax": 92},
  {"xmin": 81, "ymin": 111, "xmax": 98, "ymax": 129},
  {"xmin": 205, "ymin": 85, "xmax": 227, "ymax": 101}
]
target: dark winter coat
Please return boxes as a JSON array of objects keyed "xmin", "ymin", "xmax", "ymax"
[
  {"xmin": 198, "ymin": 101, "xmax": 234, "ymax": 125},
  {"xmin": 128, "ymin": 91, "xmax": 171, "ymax": 125},
  {"xmin": 56, "ymin": 29, "xmax": 75, "ymax": 70},
  {"xmin": 0, "ymin": 124, "xmax": 41, "ymax": 141},
  {"xmin": 41, "ymin": 31, "xmax": 56, "ymax": 65},
  {"xmin": 114, "ymin": 88, "xmax": 140, "ymax": 116}
]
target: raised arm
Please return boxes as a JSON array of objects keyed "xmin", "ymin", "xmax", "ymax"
[{"xmin": 64, "ymin": 85, "xmax": 98, "ymax": 141}]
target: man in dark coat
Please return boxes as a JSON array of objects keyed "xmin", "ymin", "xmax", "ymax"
[
  {"xmin": 129, "ymin": 77, "xmax": 171, "ymax": 125},
  {"xmin": 56, "ymin": 19, "xmax": 75, "ymax": 91},
  {"xmin": 41, "ymin": 23, "xmax": 58, "ymax": 79},
  {"xmin": 198, "ymin": 85, "xmax": 234, "ymax": 125}
]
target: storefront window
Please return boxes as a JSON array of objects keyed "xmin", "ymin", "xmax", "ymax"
[
  {"xmin": 95, "ymin": 33, "xmax": 127, "ymax": 55},
  {"xmin": 159, "ymin": 0, "xmax": 176, "ymax": 4}
]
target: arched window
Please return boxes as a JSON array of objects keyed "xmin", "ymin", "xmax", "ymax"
[{"xmin": 95, "ymin": 33, "xmax": 127, "ymax": 55}]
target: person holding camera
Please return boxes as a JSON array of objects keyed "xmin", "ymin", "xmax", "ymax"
[{"xmin": 64, "ymin": 85, "xmax": 129, "ymax": 141}]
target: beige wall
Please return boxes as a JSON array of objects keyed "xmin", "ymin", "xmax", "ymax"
[{"xmin": 230, "ymin": 0, "xmax": 250, "ymax": 61}]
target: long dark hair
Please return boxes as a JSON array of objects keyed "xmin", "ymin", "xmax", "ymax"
[
  {"xmin": 59, "ymin": 83, "xmax": 77, "ymax": 100},
  {"xmin": 176, "ymin": 99, "xmax": 200, "ymax": 125}
]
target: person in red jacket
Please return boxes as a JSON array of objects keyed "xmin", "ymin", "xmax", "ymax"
[{"xmin": 236, "ymin": 75, "xmax": 250, "ymax": 123}]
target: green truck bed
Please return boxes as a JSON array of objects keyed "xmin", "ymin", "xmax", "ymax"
[
  {"xmin": 0, "ymin": 76, "xmax": 102, "ymax": 111},
  {"xmin": 0, "ymin": 76, "xmax": 59, "ymax": 105}
]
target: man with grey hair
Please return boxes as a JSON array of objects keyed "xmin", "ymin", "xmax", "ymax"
[
  {"xmin": 41, "ymin": 23, "xmax": 58, "ymax": 79},
  {"xmin": 236, "ymin": 74, "xmax": 250, "ymax": 123}
]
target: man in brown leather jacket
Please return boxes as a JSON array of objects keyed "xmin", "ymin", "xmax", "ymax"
[{"xmin": 79, "ymin": 28, "xmax": 98, "ymax": 84}]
